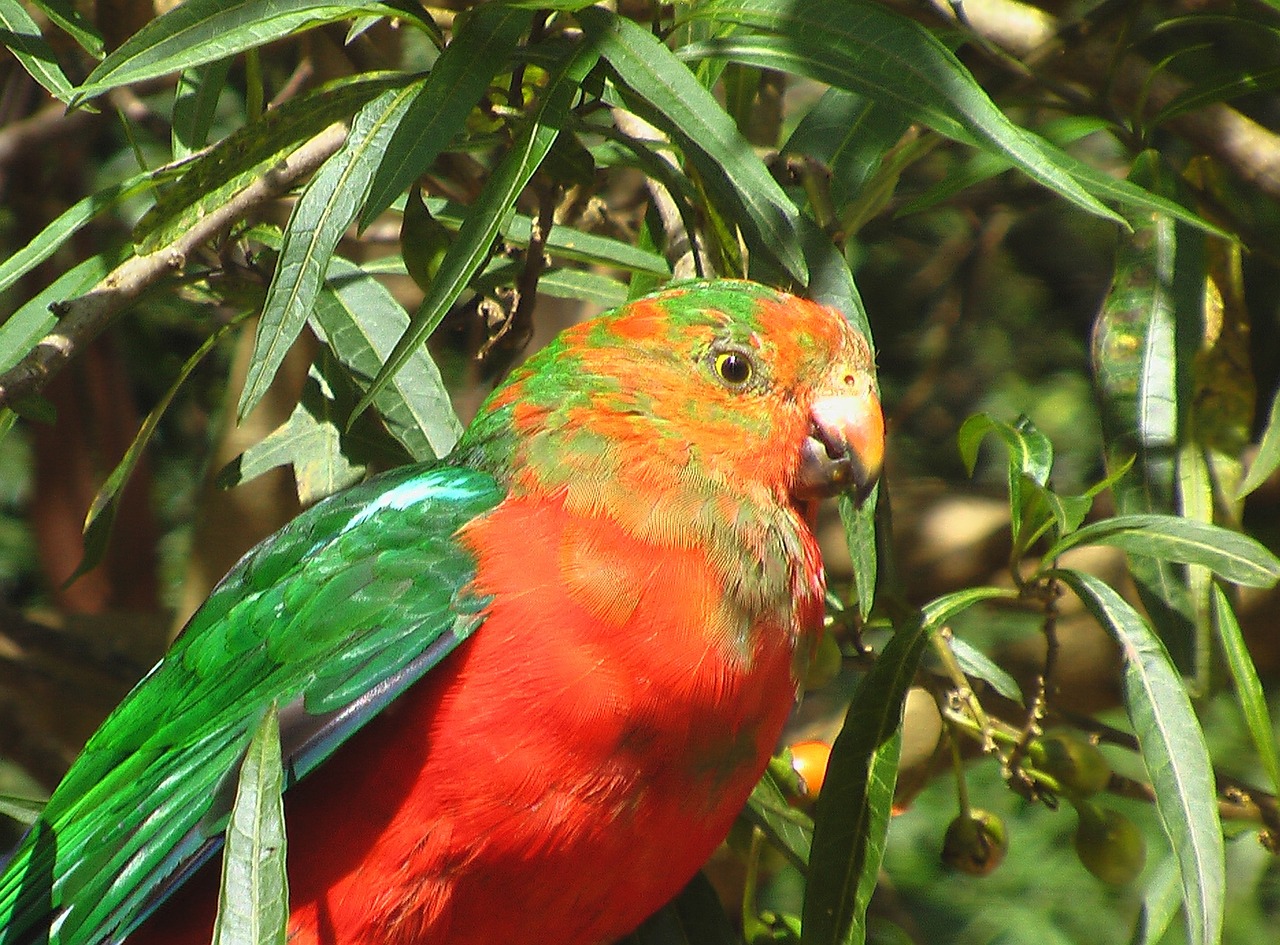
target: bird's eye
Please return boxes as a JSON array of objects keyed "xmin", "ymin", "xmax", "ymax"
[{"xmin": 713, "ymin": 350, "xmax": 754, "ymax": 387}]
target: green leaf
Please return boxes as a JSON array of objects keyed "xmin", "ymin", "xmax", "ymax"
[
  {"xmin": 212, "ymin": 705, "xmax": 288, "ymax": 945},
  {"xmin": 0, "ymin": 0, "xmax": 75, "ymax": 102},
  {"xmin": 624, "ymin": 873, "xmax": 739, "ymax": 945},
  {"xmin": 682, "ymin": 1, "xmax": 1224, "ymax": 235},
  {"xmin": 313, "ymin": 257, "xmax": 462, "ymax": 462},
  {"xmin": 1052, "ymin": 568, "xmax": 1223, "ymax": 945},
  {"xmin": 945, "ymin": 635, "xmax": 1023, "ymax": 702},
  {"xmin": 360, "ymin": 4, "xmax": 533, "ymax": 224},
  {"xmin": 799, "ymin": 212, "xmax": 871, "ymax": 337},
  {"xmin": 1131, "ymin": 855, "xmax": 1183, "ymax": 945},
  {"xmin": 425, "ymin": 197, "xmax": 670, "ymax": 276},
  {"xmin": 744, "ymin": 766, "xmax": 813, "ymax": 871},
  {"xmin": 136, "ymin": 73, "xmax": 401, "ymax": 253},
  {"xmin": 799, "ymin": 587, "xmax": 1012, "ymax": 945},
  {"xmin": 957, "ymin": 412, "xmax": 1052, "ymax": 549},
  {"xmin": 71, "ymin": 313, "xmax": 243, "ymax": 585},
  {"xmin": 920, "ymin": 586, "xmax": 1022, "ymax": 627},
  {"xmin": 535, "ymin": 268, "xmax": 629, "ymax": 308},
  {"xmin": 840, "ymin": 490, "xmax": 878, "ymax": 622},
  {"xmin": 0, "ymin": 794, "xmax": 45, "ymax": 827},
  {"xmin": 1046, "ymin": 514, "xmax": 1280, "ymax": 589},
  {"xmin": 1021, "ymin": 477, "xmax": 1093, "ymax": 540},
  {"xmin": 354, "ymin": 38, "xmax": 602, "ymax": 420},
  {"xmin": 958, "ymin": 412, "xmax": 1052, "ymax": 483},
  {"xmin": 0, "ymin": 171, "xmax": 156, "ymax": 297},
  {"xmin": 578, "ymin": 6, "xmax": 807, "ymax": 283},
  {"xmin": 172, "ymin": 58, "xmax": 234, "ymax": 161},
  {"xmin": 0, "ymin": 255, "xmax": 116, "ymax": 373},
  {"xmin": 239, "ymin": 82, "xmax": 424, "ymax": 421},
  {"xmin": 28, "ymin": 0, "xmax": 103, "ymax": 57},
  {"xmin": 680, "ymin": 1, "xmax": 1117, "ymax": 226},
  {"xmin": 1237, "ymin": 383, "xmax": 1280, "ymax": 499},
  {"xmin": 803, "ymin": 637, "xmax": 913, "ymax": 945},
  {"xmin": 1092, "ymin": 165, "xmax": 1205, "ymax": 670},
  {"xmin": 225, "ymin": 362, "xmax": 368, "ymax": 505},
  {"xmin": 784, "ymin": 87, "xmax": 911, "ymax": 209},
  {"xmin": 1213, "ymin": 586, "xmax": 1280, "ymax": 796},
  {"xmin": 72, "ymin": 0, "xmax": 418, "ymax": 103}
]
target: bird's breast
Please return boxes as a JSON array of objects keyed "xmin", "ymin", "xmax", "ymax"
[{"xmin": 280, "ymin": 491, "xmax": 822, "ymax": 945}]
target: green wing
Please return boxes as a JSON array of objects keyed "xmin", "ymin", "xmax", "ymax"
[{"xmin": 0, "ymin": 463, "xmax": 503, "ymax": 945}]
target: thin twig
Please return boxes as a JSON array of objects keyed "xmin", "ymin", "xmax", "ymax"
[{"xmin": 0, "ymin": 122, "xmax": 350, "ymax": 410}]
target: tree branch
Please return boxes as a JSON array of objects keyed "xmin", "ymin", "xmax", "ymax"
[{"xmin": 0, "ymin": 122, "xmax": 350, "ymax": 411}]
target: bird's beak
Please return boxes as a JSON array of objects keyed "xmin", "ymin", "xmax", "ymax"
[{"xmin": 796, "ymin": 373, "xmax": 884, "ymax": 506}]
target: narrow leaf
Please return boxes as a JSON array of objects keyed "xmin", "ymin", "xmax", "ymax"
[
  {"xmin": 0, "ymin": 255, "xmax": 115, "ymax": 373},
  {"xmin": 354, "ymin": 40, "xmax": 601, "ymax": 419},
  {"xmin": 800, "ymin": 212, "xmax": 871, "ymax": 337},
  {"xmin": 1047, "ymin": 514, "xmax": 1280, "ymax": 589},
  {"xmin": 0, "ymin": 171, "xmax": 154, "ymax": 296},
  {"xmin": 1092, "ymin": 172, "xmax": 1201, "ymax": 669},
  {"xmin": 29, "ymin": 0, "xmax": 105, "ymax": 58},
  {"xmin": 535, "ymin": 268, "xmax": 629, "ymax": 307},
  {"xmin": 239, "ymin": 82, "xmax": 424, "ymax": 421},
  {"xmin": 313, "ymin": 257, "xmax": 462, "ymax": 461},
  {"xmin": 958, "ymin": 412, "xmax": 1053, "ymax": 548},
  {"xmin": 744, "ymin": 767, "xmax": 813, "ymax": 871},
  {"xmin": 578, "ymin": 7, "xmax": 807, "ymax": 283},
  {"xmin": 72, "ymin": 0, "xmax": 418, "ymax": 103},
  {"xmin": 1053, "ymin": 568, "xmax": 1223, "ymax": 945},
  {"xmin": 803, "ymin": 623, "xmax": 918, "ymax": 945},
  {"xmin": 1237, "ymin": 384, "xmax": 1280, "ymax": 499},
  {"xmin": 683, "ymin": 1, "xmax": 1225, "ymax": 234},
  {"xmin": 71, "ymin": 314, "xmax": 242, "ymax": 584},
  {"xmin": 0, "ymin": 0, "xmax": 75, "ymax": 102},
  {"xmin": 839, "ymin": 490, "xmax": 878, "ymax": 622},
  {"xmin": 0, "ymin": 794, "xmax": 45, "ymax": 827},
  {"xmin": 424, "ymin": 197, "xmax": 670, "ymax": 275},
  {"xmin": 228, "ymin": 363, "xmax": 367, "ymax": 504},
  {"xmin": 1213, "ymin": 585, "xmax": 1280, "ymax": 795},
  {"xmin": 679, "ymin": 2, "xmax": 1119, "ymax": 225},
  {"xmin": 800, "ymin": 587, "xmax": 1012, "ymax": 945},
  {"xmin": 172, "ymin": 58, "xmax": 234, "ymax": 160},
  {"xmin": 136, "ymin": 74, "xmax": 401, "ymax": 253},
  {"xmin": 784, "ymin": 87, "xmax": 911, "ymax": 208},
  {"xmin": 360, "ymin": 4, "xmax": 533, "ymax": 224},
  {"xmin": 957, "ymin": 413, "xmax": 1053, "ymax": 483},
  {"xmin": 946, "ymin": 635, "xmax": 1023, "ymax": 702},
  {"xmin": 1132, "ymin": 855, "xmax": 1183, "ymax": 945},
  {"xmin": 212, "ymin": 705, "xmax": 288, "ymax": 945}
]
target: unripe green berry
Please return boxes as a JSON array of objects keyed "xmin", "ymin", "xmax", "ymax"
[
  {"xmin": 1029, "ymin": 730, "xmax": 1111, "ymax": 797},
  {"xmin": 941, "ymin": 809, "xmax": 1008, "ymax": 876},
  {"xmin": 1074, "ymin": 802, "xmax": 1146, "ymax": 885}
]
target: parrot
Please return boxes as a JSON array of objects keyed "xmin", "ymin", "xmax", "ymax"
[{"xmin": 0, "ymin": 279, "xmax": 884, "ymax": 945}]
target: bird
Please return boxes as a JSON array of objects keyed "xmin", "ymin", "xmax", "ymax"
[{"xmin": 0, "ymin": 279, "xmax": 883, "ymax": 945}]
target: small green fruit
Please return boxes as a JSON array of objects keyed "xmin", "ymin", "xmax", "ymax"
[
  {"xmin": 1074, "ymin": 802, "xmax": 1146, "ymax": 885},
  {"xmin": 1030, "ymin": 730, "xmax": 1111, "ymax": 797},
  {"xmin": 941, "ymin": 809, "xmax": 1008, "ymax": 876}
]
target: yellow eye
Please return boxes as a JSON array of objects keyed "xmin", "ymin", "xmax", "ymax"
[{"xmin": 714, "ymin": 350, "xmax": 754, "ymax": 386}]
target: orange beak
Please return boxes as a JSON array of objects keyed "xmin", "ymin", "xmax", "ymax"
[{"xmin": 796, "ymin": 372, "xmax": 884, "ymax": 506}]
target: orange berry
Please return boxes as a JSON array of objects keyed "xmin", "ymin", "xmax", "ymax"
[{"xmin": 788, "ymin": 739, "xmax": 832, "ymax": 805}]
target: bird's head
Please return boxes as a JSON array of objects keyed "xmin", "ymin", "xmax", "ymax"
[{"xmin": 457, "ymin": 280, "xmax": 884, "ymax": 525}]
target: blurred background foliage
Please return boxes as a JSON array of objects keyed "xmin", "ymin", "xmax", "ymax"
[{"xmin": 1, "ymin": 1, "xmax": 1280, "ymax": 944}]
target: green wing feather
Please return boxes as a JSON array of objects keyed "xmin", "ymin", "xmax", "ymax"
[{"xmin": 0, "ymin": 463, "xmax": 502, "ymax": 945}]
